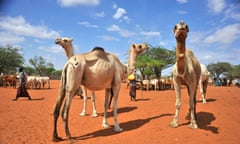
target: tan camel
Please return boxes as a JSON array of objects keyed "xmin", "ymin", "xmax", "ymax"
[
  {"xmin": 199, "ymin": 64, "xmax": 210, "ymax": 104},
  {"xmin": 52, "ymin": 40, "xmax": 147, "ymax": 142},
  {"xmin": 170, "ymin": 21, "xmax": 201, "ymax": 129},
  {"xmin": 55, "ymin": 37, "xmax": 98, "ymax": 117}
]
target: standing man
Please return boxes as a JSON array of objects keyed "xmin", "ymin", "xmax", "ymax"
[
  {"xmin": 14, "ymin": 67, "xmax": 31, "ymax": 100},
  {"xmin": 128, "ymin": 69, "xmax": 137, "ymax": 101}
]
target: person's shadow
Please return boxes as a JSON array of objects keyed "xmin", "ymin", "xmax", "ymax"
[{"xmin": 12, "ymin": 97, "xmax": 44, "ymax": 101}]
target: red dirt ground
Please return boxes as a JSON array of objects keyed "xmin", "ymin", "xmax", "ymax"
[{"xmin": 0, "ymin": 80, "xmax": 240, "ymax": 144}]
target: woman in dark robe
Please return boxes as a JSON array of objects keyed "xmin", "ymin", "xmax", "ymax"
[{"xmin": 14, "ymin": 67, "xmax": 31, "ymax": 100}]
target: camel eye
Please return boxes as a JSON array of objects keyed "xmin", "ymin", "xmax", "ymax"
[
  {"xmin": 139, "ymin": 45, "xmax": 142, "ymax": 49},
  {"xmin": 64, "ymin": 39, "xmax": 68, "ymax": 42}
]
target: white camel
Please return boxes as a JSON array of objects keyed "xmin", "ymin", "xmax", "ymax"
[
  {"xmin": 170, "ymin": 21, "xmax": 201, "ymax": 129},
  {"xmin": 55, "ymin": 37, "xmax": 97, "ymax": 117},
  {"xmin": 52, "ymin": 41, "xmax": 147, "ymax": 142},
  {"xmin": 199, "ymin": 64, "xmax": 210, "ymax": 104}
]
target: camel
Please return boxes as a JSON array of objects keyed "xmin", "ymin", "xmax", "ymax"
[
  {"xmin": 199, "ymin": 64, "xmax": 210, "ymax": 104},
  {"xmin": 170, "ymin": 21, "xmax": 201, "ymax": 129},
  {"xmin": 55, "ymin": 37, "xmax": 98, "ymax": 117},
  {"xmin": 52, "ymin": 39, "xmax": 148, "ymax": 141}
]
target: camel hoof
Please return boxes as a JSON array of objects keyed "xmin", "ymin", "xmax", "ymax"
[
  {"xmin": 91, "ymin": 113, "xmax": 98, "ymax": 117},
  {"xmin": 169, "ymin": 120, "xmax": 178, "ymax": 128},
  {"xmin": 188, "ymin": 121, "xmax": 198, "ymax": 129},
  {"xmin": 79, "ymin": 112, "xmax": 86, "ymax": 116},
  {"xmin": 114, "ymin": 127, "xmax": 123, "ymax": 132},
  {"xmin": 185, "ymin": 114, "xmax": 191, "ymax": 120},
  {"xmin": 202, "ymin": 99, "xmax": 207, "ymax": 104},
  {"xmin": 102, "ymin": 123, "xmax": 110, "ymax": 128},
  {"xmin": 52, "ymin": 136, "xmax": 63, "ymax": 142}
]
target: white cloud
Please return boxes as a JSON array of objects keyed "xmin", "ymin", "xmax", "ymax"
[
  {"xmin": 0, "ymin": 32, "xmax": 25, "ymax": 44},
  {"xmin": 0, "ymin": 16, "xmax": 60, "ymax": 39},
  {"xmin": 107, "ymin": 24, "xmax": 135, "ymax": 37},
  {"xmin": 204, "ymin": 23, "xmax": 240, "ymax": 44},
  {"xmin": 99, "ymin": 35, "xmax": 119, "ymax": 41},
  {"xmin": 38, "ymin": 45, "xmax": 63, "ymax": 54},
  {"xmin": 78, "ymin": 21, "xmax": 99, "ymax": 28},
  {"xmin": 207, "ymin": 0, "xmax": 226, "ymax": 14},
  {"xmin": 176, "ymin": 0, "xmax": 188, "ymax": 4},
  {"xmin": 112, "ymin": 2, "xmax": 117, "ymax": 9},
  {"xmin": 113, "ymin": 8, "xmax": 127, "ymax": 19},
  {"xmin": 57, "ymin": 0, "xmax": 100, "ymax": 7},
  {"xmin": 107, "ymin": 24, "xmax": 121, "ymax": 31},
  {"xmin": 177, "ymin": 10, "xmax": 188, "ymax": 14},
  {"xmin": 95, "ymin": 11, "xmax": 105, "ymax": 18},
  {"xmin": 140, "ymin": 31, "xmax": 160, "ymax": 37},
  {"xmin": 123, "ymin": 16, "xmax": 132, "ymax": 23},
  {"xmin": 222, "ymin": 4, "xmax": 240, "ymax": 21}
]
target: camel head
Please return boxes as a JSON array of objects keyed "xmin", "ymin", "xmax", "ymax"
[
  {"xmin": 173, "ymin": 20, "xmax": 189, "ymax": 41},
  {"xmin": 55, "ymin": 37, "xmax": 73, "ymax": 48},
  {"xmin": 55, "ymin": 37, "xmax": 74, "ymax": 59},
  {"xmin": 128, "ymin": 43, "xmax": 148, "ymax": 73},
  {"xmin": 174, "ymin": 21, "xmax": 189, "ymax": 59},
  {"xmin": 130, "ymin": 43, "xmax": 148, "ymax": 55}
]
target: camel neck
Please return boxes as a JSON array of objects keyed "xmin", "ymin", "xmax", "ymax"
[
  {"xmin": 128, "ymin": 49, "xmax": 137, "ymax": 73},
  {"xmin": 176, "ymin": 40, "xmax": 186, "ymax": 75},
  {"xmin": 64, "ymin": 44, "xmax": 74, "ymax": 59}
]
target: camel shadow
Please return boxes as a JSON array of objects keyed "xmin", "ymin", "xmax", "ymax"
[
  {"xmin": 197, "ymin": 98, "xmax": 216, "ymax": 103},
  {"xmin": 178, "ymin": 111, "xmax": 218, "ymax": 134},
  {"xmin": 99, "ymin": 106, "xmax": 138, "ymax": 117},
  {"xmin": 73, "ymin": 113, "xmax": 174, "ymax": 141},
  {"xmin": 135, "ymin": 98, "xmax": 150, "ymax": 101},
  {"xmin": 197, "ymin": 111, "xmax": 219, "ymax": 134}
]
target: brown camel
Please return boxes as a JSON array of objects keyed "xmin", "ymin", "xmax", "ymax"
[
  {"xmin": 55, "ymin": 37, "xmax": 98, "ymax": 117},
  {"xmin": 52, "ymin": 40, "xmax": 147, "ymax": 142},
  {"xmin": 170, "ymin": 21, "xmax": 201, "ymax": 129}
]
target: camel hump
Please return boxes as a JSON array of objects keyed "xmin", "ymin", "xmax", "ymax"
[{"xmin": 91, "ymin": 47, "xmax": 105, "ymax": 52}]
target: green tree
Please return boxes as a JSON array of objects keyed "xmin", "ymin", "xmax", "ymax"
[
  {"xmin": 29, "ymin": 56, "xmax": 55, "ymax": 76},
  {"xmin": 231, "ymin": 64, "xmax": 240, "ymax": 78},
  {"xmin": 136, "ymin": 44, "xmax": 175, "ymax": 79},
  {"xmin": 0, "ymin": 45, "xmax": 24, "ymax": 74},
  {"xmin": 207, "ymin": 62, "xmax": 232, "ymax": 79}
]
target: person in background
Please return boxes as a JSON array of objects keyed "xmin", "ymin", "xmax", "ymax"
[
  {"xmin": 13, "ymin": 67, "xmax": 31, "ymax": 101},
  {"xmin": 128, "ymin": 69, "xmax": 137, "ymax": 101}
]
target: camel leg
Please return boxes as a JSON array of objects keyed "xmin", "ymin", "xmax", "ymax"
[
  {"xmin": 199, "ymin": 80, "xmax": 204, "ymax": 103},
  {"xmin": 91, "ymin": 91, "xmax": 98, "ymax": 117},
  {"xmin": 202, "ymin": 80, "xmax": 208, "ymax": 104},
  {"xmin": 170, "ymin": 81, "xmax": 181, "ymax": 128},
  {"xmin": 108, "ymin": 88, "xmax": 113, "ymax": 109},
  {"xmin": 112, "ymin": 86, "xmax": 123, "ymax": 132},
  {"xmin": 102, "ymin": 89, "xmax": 110, "ymax": 128},
  {"xmin": 187, "ymin": 86, "xmax": 198, "ymax": 129},
  {"xmin": 62, "ymin": 90, "xmax": 75, "ymax": 141},
  {"xmin": 48, "ymin": 80, "xmax": 50, "ymax": 89},
  {"xmin": 79, "ymin": 87, "xmax": 87, "ymax": 116},
  {"xmin": 52, "ymin": 83, "xmax": 65, "ymax": 141}
]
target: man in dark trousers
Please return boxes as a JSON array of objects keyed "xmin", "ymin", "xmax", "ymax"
[
  {"xmin": 13, "ymin": 67, "xmax": 31, "ymax": 100},
  {"xmin": 128, "ymin": 69, "xmax": 137, "ymax": 101}
]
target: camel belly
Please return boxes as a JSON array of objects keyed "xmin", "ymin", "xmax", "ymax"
[{"xmin": 81, "ymin": 59, "xmax": 114, "ymax": 90}]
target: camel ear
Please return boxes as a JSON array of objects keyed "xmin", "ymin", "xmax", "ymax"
[
  {"xmin": 173, "ymin": 25, "xmax": 177, "ymax": 33},
  {"xmin": 132, "ymin": 44, "xmax": 136, "ymax": 49},
  {"xmin": 186, "ymin": 25, "xmax": 189, "ymax": 32}
]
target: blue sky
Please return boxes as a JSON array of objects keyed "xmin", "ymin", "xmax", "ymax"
[{"xmin": 0, "ymin": 0, "xmax": 240, "ymax": 75}]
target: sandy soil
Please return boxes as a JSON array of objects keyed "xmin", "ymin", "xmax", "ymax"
[{"xmin": 0, "ymin": 80, "xmax": 239, "ymax": 144}]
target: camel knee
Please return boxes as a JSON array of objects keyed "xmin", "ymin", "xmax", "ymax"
[{"xmin": 175, "ymin": 102, "xmax": 181, "ymax": 109}]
